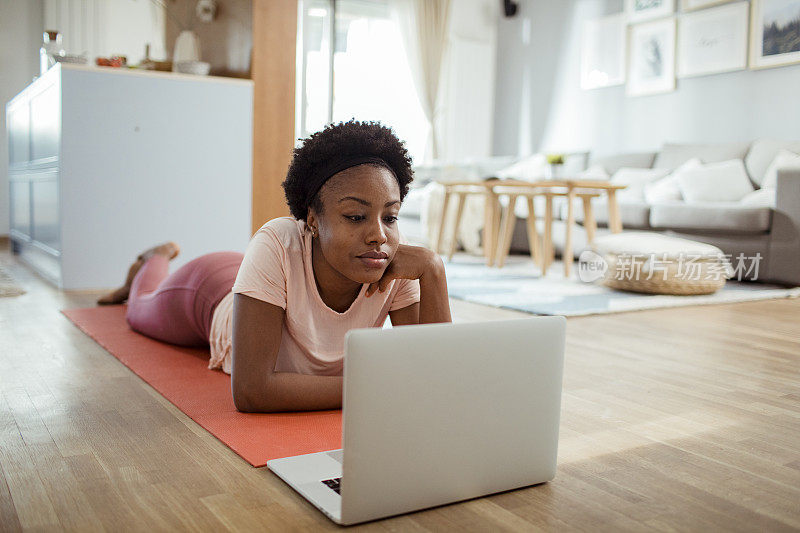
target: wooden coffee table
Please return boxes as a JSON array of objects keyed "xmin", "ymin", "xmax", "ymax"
[
  {"xmin": 433, "ymin": 179, "xmax": 627, "ymax": 277},
  {"xmin": 490, "ymin": 178, "xmax": 627, "ymax": 276}
]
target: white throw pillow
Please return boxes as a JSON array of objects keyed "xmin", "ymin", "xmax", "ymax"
[
  {"xmin": 577, "ymin": 164, "xmax": 610, "ymax": 180},
  {"xmin": 677, "ymin": 159, "xmax": 754, "ymax": 203},
  {"xmin": 761, "ymin": 149, "xmax": 800, "ymax": 189},
  {"xmin": 644, "ymin": 158, "xmax": 702, "ymax": 204},
  {"xmin": 740, "ymin": 188, "xmax": 776, "ymax": 208},
  {"xmin": 610, "ymin": 167, "xmax": 671, "ymax": 202},
  {"xmin": 495, "ymin": 153, "xmax": 547, "ymax": 181}
]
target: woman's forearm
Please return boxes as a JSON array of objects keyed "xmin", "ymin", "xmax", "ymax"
[
  {"xmin": 418, "ymin": 256, "xmax": 452, "ymax": 324},
  {"xmin": 232, "ymin": 295, "xmax": 342, "ymax": 413},
  {"xmin": 238, "ymin": 372, "xmax": 342, "ymax": 413}
]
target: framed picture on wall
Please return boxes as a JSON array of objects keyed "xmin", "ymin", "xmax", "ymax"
[
  {"xmin": 626, "ymin": 0, "xmax": 675, "ymax": 23},
  {"xmin": 681, "ymin": 0, "xmax": 735, "ymax": 11},
  {"xmin": 581, "ymin": 13, "xmax": 627, "ymax": 90},
  {"xmin": 678, "ymin": 2, "xmax": 749, "ymax": 78},
  {"xmin": 627, "ymin": 18, "xmax": 677, "ymax": 96},
  {"xmin": 750, "ymin": 0, "xmax": 800, "ymax": 69}
]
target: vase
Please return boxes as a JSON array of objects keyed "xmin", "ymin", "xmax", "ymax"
[{"xmin": 172, "ymin": 30, "xmax": 201, "ymax": 71}]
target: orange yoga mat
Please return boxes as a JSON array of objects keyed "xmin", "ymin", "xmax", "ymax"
[{"xmin": 62, "ymin": 306, "xmax": 342, "ymax": 467}]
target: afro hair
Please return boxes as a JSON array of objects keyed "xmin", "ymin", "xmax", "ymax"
[{"xmin": 282, "ymin": 120, "xmax": 414, "ymax": 220}]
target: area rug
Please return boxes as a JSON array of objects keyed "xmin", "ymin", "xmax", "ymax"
[
  {"xmin": 61, "ymin": 306, "xmax": 341, "ymax": 467},
  {"xmin": 444, "ymin": 256, "xmax": 800, "ymax": 316},
  {"xmin": 0, "ymin": 265, "xmax": 25, "ymax": 297}
]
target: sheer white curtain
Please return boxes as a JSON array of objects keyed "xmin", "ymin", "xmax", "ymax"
[{"xmin": 391, "ymin": 0, "xmax": 451, "ymax": 161}]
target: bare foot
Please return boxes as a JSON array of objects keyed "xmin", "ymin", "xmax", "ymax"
[
  {"xmin": 97, "ymin": 258, "xmax": 144, "ymax": 305},
  {"xmin": 137, "ymin": 242, "xmax": 180, "ymax": 262},
  {"xmin": 97, "ymin": 285, "xmax": 132, "ymax": 305},
  {"xmin": 97, "ymin": 242, "xmax": 180, "ymax": 306}
]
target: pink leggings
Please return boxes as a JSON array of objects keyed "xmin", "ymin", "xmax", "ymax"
[{"xmin": 126, "ymin": 252, "xmax": 244, "ymax": 347}]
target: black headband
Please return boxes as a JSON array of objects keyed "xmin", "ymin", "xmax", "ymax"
[{"xmin": 306, "ymin": 155, "xmax": 397, "ymax": 211}]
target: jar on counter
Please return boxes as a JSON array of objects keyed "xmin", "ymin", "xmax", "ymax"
[{"xmin": 40, "ymin": 30, "xmax": 65, "ymax": 75}]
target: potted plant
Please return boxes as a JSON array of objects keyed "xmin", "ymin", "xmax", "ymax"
[{"xmin": 546, "ymin": 153, "xmax": 564, "ymax": 179}]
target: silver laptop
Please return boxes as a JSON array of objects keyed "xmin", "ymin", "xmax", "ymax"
[{"xmin": 267, "ymin": 316, "xmax": 566, "ymax": 525}]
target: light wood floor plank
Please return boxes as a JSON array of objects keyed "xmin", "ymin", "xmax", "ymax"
[
  {"xmin": 1, "ymin": 246, "xmax": 799, "ymax": 530},
  {"xmin": 0, "ymin": 391, "xmax": 61, "ymax": 530}
]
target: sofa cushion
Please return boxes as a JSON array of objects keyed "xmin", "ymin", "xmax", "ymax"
[
  {"xmin": 744, "ymin": 139, "xmax": 800, "ymax": 187},
  {"xmin": 740, "ymin": 188, "xmax": 776, "ymax": 208},
  {"xmin": 649, "ymin": 202, "xmax": 771, "ymax": 233},
  {"xmin": 644, "ymin": 158, "xmax": 702, "ymax": 203},
  {"xmin": 611, "ymin": 167, "xmax": 671, "ymax": 201},
  {"xmin": 589, "ymin": 152, "xmax": 657, "ymax": 174},
  {"xmin": 653, "ymin": 142, "xmax": 750, "ymax": 171},
  {"xmin": 677, "ymin": 159, "xmax": 754, "ymax": 203},
  {"xmin": 399, "ymin": 185, "xmax": 428, "ymax": 218},
  {"xmin": 563, "ymin": 152, "xmax": 590, "ymax": 176},
  {"xmin": 495, "ymin": 153, "xmax": 547, "ymax": 181},
  {"xmin": 761, "ymin": 149, "xmax": 800, "ymax": 189},
  {"xmin": 561, "ymin": 197, "xmax": 651, "ymax": 229},
  {"xmin": 577, "ymin": 164, "xmax": 610, "ymax": 180}
]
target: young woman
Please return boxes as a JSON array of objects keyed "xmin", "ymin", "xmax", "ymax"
[{"xmin": 99, "ymin": 120, "xmax": 451, "ymax": 413}]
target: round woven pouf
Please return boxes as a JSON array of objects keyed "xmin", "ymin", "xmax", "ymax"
[{"xmin": 589, "ymin": 232, "xmax": 731, "ymax": 296}]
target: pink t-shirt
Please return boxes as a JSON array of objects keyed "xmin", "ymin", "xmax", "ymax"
[{"xmin": 207, "ymin": 217, "xmax": 420, "ymax": 375}]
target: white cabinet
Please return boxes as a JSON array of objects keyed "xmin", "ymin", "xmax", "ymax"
[{"xmin": 6, "ymin": 64, "xmax": 254, "ymax": 289}]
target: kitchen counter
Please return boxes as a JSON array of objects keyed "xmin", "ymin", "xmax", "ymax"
[{"xmin": 6, "ymin": 63, "xmax": 254, "ymax": 289}]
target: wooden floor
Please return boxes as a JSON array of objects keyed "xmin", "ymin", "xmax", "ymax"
[{"xmin": 1, "ymin": 245, "xmax": 799, "ymax": 532}]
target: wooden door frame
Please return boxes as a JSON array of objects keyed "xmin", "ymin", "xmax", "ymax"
[{"xmin": 251, "ymin": 0, "xmax": 298, "ymax": 233}]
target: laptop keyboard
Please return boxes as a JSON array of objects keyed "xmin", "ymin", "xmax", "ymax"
[{"xmin": 321, "ymin": 477, "xmax": 341, "ymax": 494}]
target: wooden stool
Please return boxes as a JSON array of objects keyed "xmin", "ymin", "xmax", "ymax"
[
  {"xmin": 435, "ymin": 179, "xmax": 619, "ymax": 275},
  {"xmin": 494, "ymin": 188, "xmax": 543, "ymax": 269},
  {"xmin": 540, "ymin": 190, "xmax": 601, "ymax": 276},
  {"xmin": 491, "ymin": 189, "xmax": 601, "ymax": 275},
  {"xmin": 432, "ymin": 183, "xmax": 494, "ymax": 263},
  {"xmin": 482, "ymin": 178, "xmax": 625, "ymax": 276}
]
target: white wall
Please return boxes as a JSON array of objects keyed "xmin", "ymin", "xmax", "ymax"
[
  {"xmin": 493, "ymin": 0, "xmax": 572, "ymax": 156},
  {"xmin": 493, "ymin": 0, "xmax": 800, "ymax": 158},
  {"xmin": 166, "ymin": 0, "xmax": 252, "ymax": 78},
  {"xmin": 1, "ymin": 0, "xmax": 44, "ymax": 236}
]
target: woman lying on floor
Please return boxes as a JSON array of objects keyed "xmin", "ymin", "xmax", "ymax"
[{"xmin": 98, "ymin": 120, "xmax": 451, "ymax": 413}]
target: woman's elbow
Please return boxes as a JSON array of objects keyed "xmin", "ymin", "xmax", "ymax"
[
  {"xmin": 231, "ymin": 376, "xmax": 282, "ymax": 413},
  {"xmin": 231, "ymin": 376, "xmax": 261, "ymax": 413},
  {"xmin": 232, "ymin": 388, "xmax": 255, "ymax": 413}
]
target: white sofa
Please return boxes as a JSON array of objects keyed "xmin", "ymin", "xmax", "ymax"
[{"xmin": 400, "ymin": 139, "xmax": 800, "ymax": 286}]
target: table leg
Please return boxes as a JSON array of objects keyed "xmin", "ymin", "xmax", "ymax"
[
  {"xmin": 564, "ymin": 188, "xmax": 576, "ymax": 278},
  {"xmin": 492, "ymin": 193, "xmax": 502, "ymax": 265},
  {"xmin": 483, "ymin": 191, "xmax": 494, "ymax": 265},
  {"xmin": 434, "ymin": 189, "xmax": 452, "ymax": 254},
  {"xmin": 496, "ymin": 194, "xmax": 518, "ymax": 268},
  {"xmin": 582, "ymin": 195, "xmax": 597, "ymax": 244},
  {"xmin": 484, "ymin": 192, "xmax": 501, "ymax": 266},
  {"xmin": 525, "ymin": 196, "xmax": 541, "ymax": 269},
  {"xmin": 543, "ymin": 195, "xmax": 554, "ymax": 276},
  {"xmin": 607, "ymin": 190, "xmax": 622, "ymax": 233},
  {"xmin": 447, "ymin": 192, "xmax": 467, "ymax": 261}
]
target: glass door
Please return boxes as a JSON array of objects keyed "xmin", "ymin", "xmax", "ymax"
[
  {"xmin": 296, "ymin": 0, "xmax": 428, "ymax": 162},
  {"xmin": 297, "ymin": 0, "xmax": 334, "ymax": 139}
]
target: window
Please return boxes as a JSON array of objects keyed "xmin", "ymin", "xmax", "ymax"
[{"xmin": 297, "ymin": 0, "xmax": 429, "ymax": 162}]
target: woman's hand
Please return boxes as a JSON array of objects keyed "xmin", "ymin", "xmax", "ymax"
[{"xmin": 366, "ymin": 244, "xmax": 440, "ymax": 296}]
